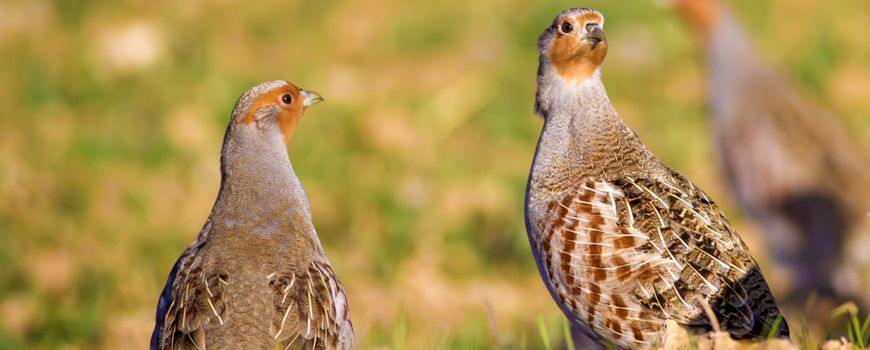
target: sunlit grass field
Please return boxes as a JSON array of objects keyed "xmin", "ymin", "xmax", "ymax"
[{"xmin": 1, "ymin": 0, "xmax": 868, "ymax": 348}]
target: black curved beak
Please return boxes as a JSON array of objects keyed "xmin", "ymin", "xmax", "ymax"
[{"xmin": 584, "ymin": 24, "xmax": 605, "ymax": 45}]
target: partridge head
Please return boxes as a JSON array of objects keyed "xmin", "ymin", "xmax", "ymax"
[
  {"xmin": 534, "ymin": 8, "xmax": 614, "ymax": 120},
  {"xmin": 673, "ymin": 0, "xmax": 722, "ymax": 37},
  {"xmin": 228, "ymin": 80, "xmax": 323, "ymax": 146},
  {"xmin": 540, "ymin": 8, "xmax": 607, "ymax": 83}
]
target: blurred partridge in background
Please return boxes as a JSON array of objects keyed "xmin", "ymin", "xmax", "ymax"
[
  {"xmin": 151, "ymin": 81, "xmax": 353, "ymax": 349},
  {"xmin": 673, "ymin": 0, "xmax": 870, "ymax": 310},
  {"xmin": 525, "ymin": 8, "xmax": 788, "ymax": 349}
]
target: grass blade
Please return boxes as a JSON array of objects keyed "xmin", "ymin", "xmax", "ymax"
[
  {"xmin": 767, "ymin": 315, "xmax": 783, "ymax": 339},
  {"xmin": 538, "ymin": 315, "xmax": 552, "ymax": 350},
  {"xmin": 852, "ymin": 315, "xmax": 862, "ymax": 348},
  {"xmin": 562, "ymin": 318, "xmax": 575, "ymax": 350},
  {"xmin": 861, "ymin": 313, "xmax": 870, "ymax": 347},
  {"xmin": 847, "ymin": 320, "xmax": 856, "ymax": 345}
]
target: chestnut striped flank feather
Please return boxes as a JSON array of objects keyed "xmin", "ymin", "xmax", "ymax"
[
  {"xmin": 536, "ymin": 176, "xmax": 780, "ymax": 348},
  {"xmin": 538, "ymin": 180, "xmax": 667, "ymax": 346}
]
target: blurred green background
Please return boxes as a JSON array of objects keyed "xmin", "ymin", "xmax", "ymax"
[{"xmin": 1, "ymin": 0, "xmax": 868, "ymax": 348}]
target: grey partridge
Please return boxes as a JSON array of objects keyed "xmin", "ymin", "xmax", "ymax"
[
  {"xmin": 525, "ymin": 8, "xmax": 788, "ymax": 349},
  {"xmin": 150, "ymin": 80, "xmax": 354, "ymax": 349},
  {"xmin": 674, "ymin": 0, "xmax": 870, "ymax": 307}
]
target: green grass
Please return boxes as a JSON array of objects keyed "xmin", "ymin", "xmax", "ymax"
[
  {"xmin": 562, "ymin": 318, "xmax": 576, "ymax": 350},
  {"xmin": 832, "ymin": 303, "xmax": 870, "ymax": 349},
  {"xmin": 767, "ymin": 315, "xmax": 785, "ymax": 340},
  {"xmin": 537, "ymin": 315, "xmax": 552, "ymax": 350}
]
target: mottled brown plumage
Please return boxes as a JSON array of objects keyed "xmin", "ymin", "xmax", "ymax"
[
  {"xmin": 525, "ymin": 8, "xmax": 788, "ymax": 349},
  {"xmin": 151, "ymin": 80, "xmax": 353, "ymax": 349},
  {"xmin": 674, "ymin": 0, "xmax": 870, "ymax": 307}
]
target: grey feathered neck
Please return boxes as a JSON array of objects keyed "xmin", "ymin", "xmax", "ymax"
[
  {"xmin": 531, "ymin": 69, "xmax": 660, "ymax": 186},
  {"xmin": 210, "ymin": 99, "xmax": 318, "ymax": 242},
  {"xmin": 707, "ymin": 13, "xmax": 767, "ymax": 123}
]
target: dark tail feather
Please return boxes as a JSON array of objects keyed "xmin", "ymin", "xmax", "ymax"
[{"xmin": 693, "ymin": 266, "xmax": 790, "ymax": 340}]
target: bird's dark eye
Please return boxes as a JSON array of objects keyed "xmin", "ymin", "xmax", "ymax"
[
  {"xmin": 560, "ymin": 22, "xmax": 573, "ymax": 34},
  {"xmin": 281, "ymin": 93, "xmax": 293, "ymax": 105}
]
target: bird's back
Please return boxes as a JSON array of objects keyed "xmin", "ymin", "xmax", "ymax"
[{"xmin": 153, "ymin": 223, "xmax": 353, "ymax": 350}]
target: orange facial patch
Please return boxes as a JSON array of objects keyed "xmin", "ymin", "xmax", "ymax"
[
  {"xmin": 675, "ymin": 0, "xmax": 720, "ymax": 36},
  {"xmin": 548, "ymin": 13, "xmax": 608, "ymax": 83},
  {"xmin": 576, "ymin": 12, "xmax": 604, "ymax": 28},
  {"xmin": 239, "ymin": 84, "xmax": 305, "ymax": 145}
]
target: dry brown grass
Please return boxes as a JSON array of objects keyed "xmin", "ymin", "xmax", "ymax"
[{"xmin": 661, "ymin": 321, "xmax": 857, "ymax": 350}]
